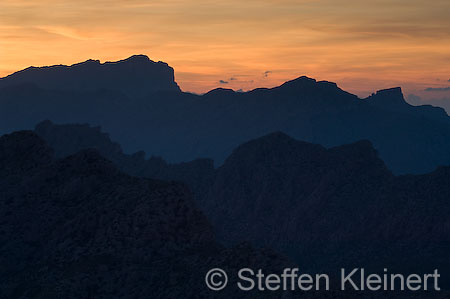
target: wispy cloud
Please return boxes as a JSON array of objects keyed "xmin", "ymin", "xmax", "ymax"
[
  {"xmin": 264, "ymin": 71, "xmax": 272, "ymax": 78},
  {"xmin": 1, "ymin": 0, "xmax": 450, "ymax": 94},
  {"xmin": 425, "ymin": 87, "xmax": 450, "ymax": 92}
]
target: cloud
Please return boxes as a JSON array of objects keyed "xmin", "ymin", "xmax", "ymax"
[
  {"xmin": 2, "ymin": 0, "xmax": 450, "ymax": 94},
  {"xmin": 219, "ymin": 77, "xmax": 247, "ymax": 84},
  {"xmin": 424, "ymin": 87, "xmax": 450, "ymax": 92}
]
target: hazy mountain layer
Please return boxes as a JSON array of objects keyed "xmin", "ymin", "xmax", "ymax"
[
  {"xmin": 1, "ymin": 126, "xmax": 448, "ymax": 297},
  {"xmin": 31, "ymin": 120, "xmax": 450, "ymax": 291},
  {"xmin": 34, "ymin": 120, "xmax": 216, "ymax": 196},
  {"xmin": 1, "ymin": 56, "xmax": 450, "ymax": 174}
]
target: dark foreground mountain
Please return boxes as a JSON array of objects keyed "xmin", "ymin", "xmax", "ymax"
[
  {"xmin": 1, "ymin": 56, "xmax": 450, "ymax": 174},
  {"xmin": 0, "ymin": 131, "xmax": 297, "ymax": 299},
  {"xmin": 32, "ymin": 120, "xmax": 450, "ymax": 293},
  {"xmin": 1, "ymin": 128, "xmax": 448, "ymax": 297},
  {"xmin": 206, "ymin": 132, "xmax": 450, "ymax": 287}
]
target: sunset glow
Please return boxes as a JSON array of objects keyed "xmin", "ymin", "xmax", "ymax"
[{"xmin": 1, "ymin": 0, "xmax": 450, "ymax": 99}]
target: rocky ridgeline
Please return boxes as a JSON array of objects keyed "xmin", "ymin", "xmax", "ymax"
[{"xmin": 0, "ymin": 131, "xmax": 294, "ymax": 299}]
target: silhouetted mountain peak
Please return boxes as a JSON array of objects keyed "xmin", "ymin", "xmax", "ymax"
[
  {"xmin": 36, "ymin": 119, "xmax": 54, "ymax": 129},
  {"xmin": 204, "ymin": 87, "xmax": 235, "ymax": 97},
  {"xmin": 377, "ymin": 86, "xmax": 403, "ymax": 95},
  {"xmin": 279, "ymin": 75, "xmax": 317, "ymax": 88},
  {"xmin": 278, "ymin": 76, "xmax": 341, "ymax": 90},
  {"xmin": 71, "ymin": 59, "xmax": 101, "ymax": 67},
  {"xmin": 367, "ymin": 87, "xmax": 407, "ymax": 107},
  {"xmin": 219, "ymin": 133, "xmax": 391, "ymax": 183},
  {"xmin": 35, "ymin": 120, "xmax": 123, "ymax": 159},
  {"xmin": 225, "ymin": 132, "xmax": 326, "ymax": 166},
  {"xmin": 273, "ymin": 76, "xmax": 356, "ymax": 102},
  {"xmin": 122, "ymin": 54, "xmax": 151, "ymax": 62},
  {"xmin": 0, "ymin": 55, "xmax": 180, "ymax": 97},
  {"xmin": 329, "ymin": 140, "xmax": 391, "ymax": 175}
]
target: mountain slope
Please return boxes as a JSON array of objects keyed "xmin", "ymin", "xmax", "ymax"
[
  {"xmin": 34, "ymin": 120, "xmax": 215, "ymax": 196},
  {"xmin": 30, "ymin": 121, "xmax": 450, "ymax": 288},
  {"xmin": 205, "ymin": 132, "xmax": 450, "ymax": 283},
  {"xmin": 1, "ymin": 57, "xmax": 450, "ymax": 174},
  {"xmin": 1, "ymin": 128, "xmax": 448, "ymax": 297},
  {"xmin": 0, "ymin": 131, "xmax": 294, "ymax": 299}
]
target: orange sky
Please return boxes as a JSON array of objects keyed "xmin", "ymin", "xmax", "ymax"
[{"xmin": 1, "ymin": 0, "xmax": 450, "ymax": 98}]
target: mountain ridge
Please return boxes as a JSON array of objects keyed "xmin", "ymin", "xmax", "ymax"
[
  {"xmin": 204, "ymin": 131, "xmax": 450, "ymax": 285},
  {"xmin": 0, "ymin": 56, "xmax": 413, "ymax": 101},
  {"xmin": 0, "ymin": 130, "xmax": 301, "ymax": 298},
  {"xmin": 0, "ymin": 55, "xmax": 180, "ymax": 97},
  {"xmin": 1, "ymin": 55, "xmax": 450, "ymax": 174},
  {"xmin": 31, "ymin": 120, "xmax": 450, "ymax": 289}
]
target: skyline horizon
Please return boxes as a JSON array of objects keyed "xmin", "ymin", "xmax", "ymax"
[
  {"xmin": 1, "ymin": 2, "xmax": 450, "ymax": 297},
  {"xmin": 0, "ymin": 53, "xmax": 448, "ymax": 101},
  {"xmin": 1, "ymin": 0, "xmax": 449, "ymax": 106}
]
